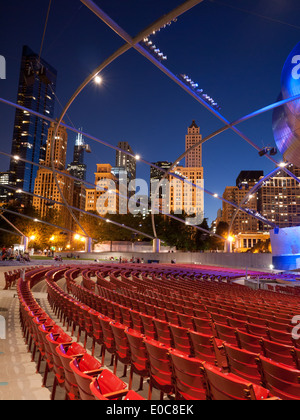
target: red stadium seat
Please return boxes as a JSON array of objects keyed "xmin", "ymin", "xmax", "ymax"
[
  {"xmin": 223, "ymin": 342, "xmax": 261, "ymax": 385},
  {"xmin": 203, "ymin": 363, "xmax": 271, "ymax": 400},
  {"xmin": 256, "ymin": 355, "xmax": 300, "ymax": 400},
  {"xmin": 169, "ymin": 348, "xmax": 206, "ymax": 400},
  {"xmin": 144, "ymin": 338, "xmax": 174, "ymax": 400}
]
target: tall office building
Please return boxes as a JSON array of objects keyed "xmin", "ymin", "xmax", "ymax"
[
  {"xmin": 150, "ymin": 161, "xmax": 173, "ymax": 182},
  {"xmin": 222, "ymin": 170, "xmax": 264, "ymax": 236},
  {"xmin": 185, "ymin": 120, "xmax": 202, "ymax": 168},
  {"xmin": 67, "ymin": 131, "xmax": 88, "ymax": 223},
  {"xmin": 259, "ymin": 164, "xmax": 300, "ymax": 230},
  {"xmin": 150, "ymin": 161, "xmax": 173, "ymax": 210},
  {"xmin": 168, "ymin": 122, "xmax": 204, "ymax": 223},
  {"xmin": 85, "ymin": 164, "xmax": 119, "ymax": 215},
  {"xmin": 9, "ymin": 46, "xmax": 57, "ymax": 202},
  {"xmin": 116, "ymin": 141, "xmax": 136, "ymax": 183},
  {"xmin": 67, "ymin": 131, "xmax": 87, "ymax": 183},
  {"xmin": 33, "ymin": 122, "xmax": 74, "ymax": 230},
  {"xmin": 0, "ymin": 172, "xmax": 14, "ymax": 203}
]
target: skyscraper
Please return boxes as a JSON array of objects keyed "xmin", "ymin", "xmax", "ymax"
[
  {"xmin": 9, "ymin": 45, "xmax": 57, "ymax": 202},
  {"xmin": 67, "ymin": 131, "xmax": 88, "ymax": 223},
  {"xmin": 185, "ymin": 120, "xmax": 202, "ymax": 168},
  {"xmin": 169, "ymin": 122, "xmax": 204, "ymax": 223},
  {"xmin": 67, "ymin": 131, "xmax": 87, "ymax": 183},
  {"xmin": 115, "ymin": 141, "xmax": 136, "ymax": 183},
  {"xmin": 33, "ymin": 122, "xmax": 74, "ymax": 230}
]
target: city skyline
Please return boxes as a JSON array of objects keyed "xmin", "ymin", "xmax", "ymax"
[{"xmin": 1, "ymin": 0, "xmax": 300, "ymax": 225}]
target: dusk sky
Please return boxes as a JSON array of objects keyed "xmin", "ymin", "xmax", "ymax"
[{"xmin": 1, "ymin": 0, "xmax": 300, "ymax": 225}]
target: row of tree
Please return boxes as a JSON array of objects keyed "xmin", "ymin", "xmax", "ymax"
[{"xmin": 0, "ymin": 202, "xmax": 228, "ymax": 252}]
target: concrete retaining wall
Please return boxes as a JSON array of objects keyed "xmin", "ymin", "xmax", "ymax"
[{"xmin": 62, "ymin": 251, "xmax": 273, "ymax": 271}]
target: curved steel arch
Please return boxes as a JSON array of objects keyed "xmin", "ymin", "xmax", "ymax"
[
  {"xmin": 0, "ymin": 99, "xmax": 278, "ymax": 238},
  {"xmin": 50, "ymin": 0, "xmax": 205, "ymax": 237},
  {"xmin": 53, "ymin": 0, "xmax": 289, "ymax": 242}
]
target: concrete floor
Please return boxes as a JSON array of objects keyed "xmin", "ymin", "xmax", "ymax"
[{"xmin": 0, "ymin": 264, "xmax": 161, "ymax": 401}]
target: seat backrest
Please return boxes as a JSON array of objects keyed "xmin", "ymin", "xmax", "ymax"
[
  {"xmin": 256, "ymin": 355, "xmax": 300, "ymax": 400},
  {"xmin": 153, "ymin": 319, "xmax": 173, "ymax": 347},
  {"xmin": 110, "ymin": 322, "xmax": 130, "ymax": 361},
  {"xmin": 223, "ymin": 342, "xmax": 261, "ymax": 385},
  {"xmin": 139, "ymin": 313, "xmax": 156, "ymax": 339},
  {"xmin": 144, "ymin": 338, "xmax": 173, "ymax": 392},
  {"xmin": 214, "ymin": 323, "xmax": 239, "ymax": 346},
  {"xmin": 189, "ymin": 331, "xmax": 216, "ymax": 364},
  {"xmin": 69, "ymin": 354, "xmax": 103, "ymax": 400},
  {"xmin": 203, "ymin": 363, "xmax": 270, "ymax": 400},
  {"xmin": 125, "ymin": 328, "xmax": 148, "ymax": 375},
  {"xmin": 235, "ymin": 329, "xmax": 262, "ymax": 353},
  {"xmin": 192, "ymin": 317, "xmax": 213, "ymax": 335},
  {"xmin": 99, "ymin": 316, "xmax": 115, "ymax": 351},
  {"xmin": 169, "ymin": 348, "xmax": 206, "ymax": 400},
  {"xmin": 260, "ymin": 338, "xmax": 295, "ymax": 368},
  {"xmin": 169, "ymin": 324, "xmax": 192, "ymax": 355}
]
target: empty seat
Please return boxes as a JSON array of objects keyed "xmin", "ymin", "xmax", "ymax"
[
  {"xmin": 69, "ymin": 353, "xmax": 105, "ymax": 400},
  {"xmin": 260, "ymin": 338, "xmax": 295, "ymax": 368},
  {"xmin": 236, "ymin": 330, "xmax": 262, "ymax": 354},
  {"xmin": 256, "ymin": 355, "xmax": 300, "ymax": 400},
  {"xmin": 139, "ymin": 313, "xmax": 156, "ymax": 339},
  {"xmin": 110, "ymin": 322, "xmax": 131, "ymax": 377},
  {"xmin": 99, "ymin": 316, "xmax": 116, "ymax": 365},
  {"xmin": 45, "ymin": 331, "xmax": 72, "ymax": 399},
  {"xmin": 193, "ymin": 317, "xmax": 213, "ymax": 335},
  {"xmin": 85, "ymin": 369, "xmax": 127, "ymax": 400},
  {"xmin": 214, "ymin": 323, "xmax": 239, "ymax": 347},
  {"xmin": 203, "ymin": 362, "xmax": 271, "ymax": 400},
  {"xmin": 125, "ymin": 328, "xmax": 149, "ymax": 391},
  {"xmin": 144, "ymin": 338, "xmax": 174, "ymax": 400},
  {"xmin": 267, "ymin": 328, "xmax": 293, "ymax": 346},
  {"xmin": 90, "ymin": 379, "xmax": 144, "ymax": 400},
  {"xmin": 56, "ymin": 342, "xmax": 87, "ymax": 400},
  {"xmin": 129, "ymin": 310, "xmax": 144, "ymax": 333},
  {"xmin": 223, "ymin": 342, "xmax": 261, "ymax": 385},
  {"xmin": 245, "ymin": 323, "xmax": 269, "ymax": 339},
  {"xmin": 189, "ymin": 331, "xmax": 216, "ymax": 364},
  {"xmin": 169, "ymin": 348, "xmax": 206, "ymax": 400},
  {"xmin": 178, "ymin": 313, "xmax": 194, "ymax": 330},
  {"xmin": 169, "ymin": 324, "xmax": 192, "ymax": 355},
  {"xmin": 153, "ymin": 319, "xmax": 173, "ymax": 347}
]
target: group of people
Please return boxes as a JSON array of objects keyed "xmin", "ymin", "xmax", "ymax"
[{"xmin": 1, "ymin": 246, "xmax": 31, "ymax": 262}]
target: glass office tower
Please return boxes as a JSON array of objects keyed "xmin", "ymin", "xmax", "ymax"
[{"xmin": 9, "ymin": 45, "xmax": 57, "ymax": 202}]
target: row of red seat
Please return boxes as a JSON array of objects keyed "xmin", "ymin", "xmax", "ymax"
[
  {"xmin": 46, "ymin": 274, "xmax": 274, "ymax": 400},
  {"xmin": 17, "ymin": 266, "xmax": 144, "ymax": 401},
  {"xmin": 62, "ymin": 265, "xmax": 300, "ymax": 400}
]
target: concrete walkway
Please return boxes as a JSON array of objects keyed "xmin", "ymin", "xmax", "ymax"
[{"xmin": 0, "ymin": 265, "xmax": 159, "ymax": 400}]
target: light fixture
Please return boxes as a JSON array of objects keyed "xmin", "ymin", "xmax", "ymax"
[
  {"xmin": 94, "ymin": 75, "xmax": 103, "ymax": 85},
  {"xmin": 179, "ymin": 74, "xmax": 221, "ymax": 110},
  {"xmin": 135, "ymin": 154, "xmax": 141, "ymax": 161},
  {"xmin": 258, "ymin": 146, "xmax": 277, "ymax": 157}
]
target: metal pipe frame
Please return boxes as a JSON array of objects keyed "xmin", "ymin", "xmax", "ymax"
[
  {"xmin": 0, "ymin": 98, "xmax": 279, "ymax": 234},
  {"xmin": 54, "ymin": 0, "xmax": 292, "ymax": 239},
  {"xmin": 1, "ymin": 153, "xmax": 227, "ymax": 242},
  {"xmin": 2, "ymin": 1, "xmax": 299, "ymax": 245}
]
